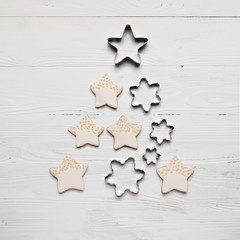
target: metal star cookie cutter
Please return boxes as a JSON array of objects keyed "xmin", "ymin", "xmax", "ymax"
[
  {"xmin": 150, "ymin": 119, "xmax": 174, "ymax": 145},
  {"xmin": 108, "ymin": 24, "xmax": 148, "ymax": 66},
  {"xmin": 105, "ymin": 157, "xmax": 145, "ymax": 197},
  {"xmin": 129, "ymin": 78, "xmax": 161, "ymax": 113},
  {"xmin": 142, "ymin": 148, "xmax": 160, "ymax": 165}
]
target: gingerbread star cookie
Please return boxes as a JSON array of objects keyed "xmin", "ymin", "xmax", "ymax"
[
  {"xmin": 50, "ymin": 156, "xmax": 88, "ymax": 193},
  {"xmin": 68, "ymin": 114, "xmax": 104, "ymax": 148},
  {"xmin": 107, "ymin": 115, "xmax": 141, "ymax": 149},
  {"xmin": 156, "ymin": 156, "xmax": 194, "ymax": 193},
  {"xmin": 90, "ymin": 74, "xmax": 123, "ymax": 109}
]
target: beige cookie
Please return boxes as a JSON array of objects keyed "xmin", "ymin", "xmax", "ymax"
[
  {"xmin": 90, "ymin": 73, "xmax": 122, "ymax": 109},
  {"xmin": 156, "ymin": 156, "xmax": 194, "ymax": 193},
  {"xmin": 50, "ymin": 156, "xmax": 88, "ymax": 193},
  {"xmin": 68, "ymin": 114, "xmax": 104, "ymax": 148},
  {"xmin": 107, "ymin": 115, "xmax": 141, "ymax": 150}
]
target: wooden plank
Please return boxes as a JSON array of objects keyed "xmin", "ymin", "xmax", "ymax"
[
  {"xmin": 0, "ymin": 66, "xmax": 238, "ymax": 202},
  {"xmin": 0, "ymin": 142, "xmax": 239, "ymax": 240},
  {"xmin": 0, "ymin": 0, "xmax": 239, "ymax": 17},
  {"xmin": 0, "ymin": 18, "xmax": 239, "ymax": 67},
  {"xmin": 0, "ymin": 67, "xmax": 238, "ymax": 116}
]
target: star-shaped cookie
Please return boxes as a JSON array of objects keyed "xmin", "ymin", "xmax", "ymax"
[
  {"xmin": 90, "ymin": 74, "xmax": 122, "ymax": 109},
  {"xmin": 156, "ymin": 156, "xmax": 194, "ymax": 193},
  {"xmin": 107, "ymin": 115, "xmax": 141, "ymax": 150},
  {"xmin": 108, "ymin": 25, "xmax": 148, "ymax": 65},
  {"xmin": 68, "ymin": 114, "xmax": 104, "ymax": 148},
  {"xmin": 50, "ymin": 155, "xmax": 88, "ymax": 193}
]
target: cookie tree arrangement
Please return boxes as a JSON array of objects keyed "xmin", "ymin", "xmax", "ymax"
[{"xmin": 50, "ymin": 25, "xmax": 194, "ymax": 196}]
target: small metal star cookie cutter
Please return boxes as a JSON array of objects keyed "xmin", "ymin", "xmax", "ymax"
[
  {"xmin": 105, "ymin": 157, "xmax": 145, "ymax": 197},
  {"xmin": 150, "ymin": 119, "xmax": 174, "ymax": 145},
  {"xmin": 108, "ymin": 24, "xmax": 148, "ymax": 66},
  {"xmin": 129, "ymin": 78, "xmax": 161, "ymax": 113},
  {"xmin": 142, "ymin": 148, "xmax": 161, "ymax": 165}
]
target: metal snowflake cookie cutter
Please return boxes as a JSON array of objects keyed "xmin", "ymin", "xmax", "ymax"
[
  {"xmin": 108, "ymin": 24, "xmax": 148, "ymax": 66},
  {"xmin": 142, "ymin": 148, "xmax": 160, "ymax": 165},
  {"xmin": 105, "ymin": 157, "xmax": 145, "ymax": 197},
  {"xmin": 150, "ymin": 119, "xmax": 174, "ymax": 145},
  {"xmin": 129, "ymin": 78, "xmax": 161, "ymax": 113}
]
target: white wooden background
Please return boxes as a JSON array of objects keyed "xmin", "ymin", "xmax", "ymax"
[{"xmin": 0, "ymin": 1, "xmax": 239, "ymax": 240}]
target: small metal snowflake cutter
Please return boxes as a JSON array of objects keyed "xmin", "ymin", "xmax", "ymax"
[
  {"xmin": 142, "ymin": 148, "xmax": 160, "ymax": 165},
  {"xmin": 150, "ymin": 119, "xmax": 174, "ymax": 145},
  {"xmin": 108, "ymin": 24, "xmax": 148, "ymax": 66},
  {"xmin": 129, "ymin": 78, "xmax": 161, "ymax": 113},
  {"xmin": 105, "ymin": 157, "xmax": 145, "ymax": 197}
]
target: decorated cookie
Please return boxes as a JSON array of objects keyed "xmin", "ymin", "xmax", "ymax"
[
  {"xmin": 68, "ymin": 114, "xmax": 104, "ymax": 148},
  {"xmin": 107, "ymin": 115, "xmax": 141, "ymax": 149},
  {"xmin": 90, "ymin": 74, "xmax": 123, "ymax": 109},
  {"xmin": 50, "ymin": 155, "xmax": 88, "ymax": 193},
  {"xmin": 156, "ymin": 156, "xmax": 194, "ymax": 193}
]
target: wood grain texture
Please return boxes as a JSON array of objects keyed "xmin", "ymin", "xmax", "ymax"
[
  {"xmin": 0, "ymin": 18, "xmax": 239, "ymax": 67},
  {"xmin": 0, "ymin": 1, "xmax": 239, "ymax": 240},
  {"xmin": 0, "ymin": 66, "xmax": 239, "ymax": 239},
  {"xmin": 0, "ymin": 0, "xmax": 240, "ymax": 16}
]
